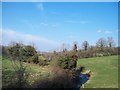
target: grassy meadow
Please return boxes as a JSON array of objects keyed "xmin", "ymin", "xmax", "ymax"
[
  {"xmin": 1, "ymin": 55, "xmax": 118, "ymax": 88},
  {"xmin": 2, "ymin": 56, "xmax": 53, "ymax": 87},
  {"xmin": 77, "ymin": 55, "xmax": 118, "ymax": 88}
]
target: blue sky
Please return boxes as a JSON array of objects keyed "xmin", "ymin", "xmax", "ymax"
[{"xmin": 2, "ymin": 2, "xmax": 118, "ymax": 52}]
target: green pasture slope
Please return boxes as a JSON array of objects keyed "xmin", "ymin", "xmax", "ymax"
[
  {"xmin": 77, "ymin": 55, "xmax": 118, "ymax": 88},
  {"xmin": 1, "ymin": 56, "xmax": 52, "ymax": 87},
  {"xmin": 1, "ymin": 55, "xmax": 118, "ymax": 88}
]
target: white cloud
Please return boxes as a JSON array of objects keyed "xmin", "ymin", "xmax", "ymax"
[
  {"xmin": 36, "ymin": 3, "xmax": 44, "ymax": 12},
  {"xmin": 40, "ymin": 22, "xmax": 48, "ymax": 26},
  {"xmin": 67, "ymin": 32, "xmax": 76, "ymax": 40},
  {"xmin": 104, "ymin": 31, "xmax": 112, "ymax": 34},
  {"xmin": 65, "ymin": 20, "xmax": 75, "ymax": 23},
  {"xmin": 1, "ymin": 28, "xmax": 60, "ymax": 51},
  {"xmin": 80, "ymin": 21, "xmax": 88, "ymax": 24},
  {"xmin": 51, "ymin": 23, "xmax": 59, "ymax": 27},
  {"xmin": 97, "ymin": 29, "xmax": 113, "ymax": 34},
  {"xmin": 97, "ymin": 29, "xmax": 102, "ymax": 33},
  {"xmin": 69, "ymin": 35, "xmax": 74, "ymax": 39}
]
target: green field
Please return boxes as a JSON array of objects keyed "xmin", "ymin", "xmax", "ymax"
[
  {"xmin": 1, "ymin": 55, "xmax": 118, "ymax": 88},
  {"xmin": 77, "ymin": 55, "xmax": 118, "ymax": 88},
  {"xmin": 2, "ymin": 56, "xmax": 52, "ymax": 87}
]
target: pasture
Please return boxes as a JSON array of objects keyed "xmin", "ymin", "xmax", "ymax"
[
  {"xmin": 1, "ymin": 55, "xmax": 118, "ymax": 88},
  {"xmin": 77, "ymin": 55, "xmax": 118, "ymax": 88}
]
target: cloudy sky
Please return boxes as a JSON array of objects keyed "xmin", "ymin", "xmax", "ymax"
[{"xmin": 1, "ymin": 2, "xmax": 118, "ymax": 52}]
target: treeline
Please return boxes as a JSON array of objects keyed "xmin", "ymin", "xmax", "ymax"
[
  {"xmin": 1, "ymin": 37, "xmax": 119, "ymax": 69},
  {"xmin": 77, "ymin": 37, "xmax": 118, "ymax": 58},
  {"xmin": 44, "ymin": 37, "xmax": 119, "ymax": 60}
]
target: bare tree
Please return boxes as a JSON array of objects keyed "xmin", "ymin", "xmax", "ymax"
[
  {"xmin": 73, "ymin": 42, "xmax": 78, "ymax": 52},
  {"xmin": 107, "ymin": 37, "xmax": 115, "ymax": 48},
  {"xmin": 62, "ymin": 43, "xmax": 66, "ymax": 52},
  {"xmin": 96, "ymin": 38, "xmax": 107, "ymax": 51},
  {"xmin": 61, "ymin": 43, "xmax": 68, "ymax": 53},
  {"xmin": 82, "ymin": 41, "xmax": 89, "ymax": 51}
]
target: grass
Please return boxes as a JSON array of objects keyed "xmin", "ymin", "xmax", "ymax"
[
  {"xmin": 1, "ymin": 55, "xmax": 118, "ymax": 88},
  {"xmin": 77, "ymin": 55, "xmax": 118, "ymax": 88},
  {"xmin": 2, "ymin": 56, "xmax": 52, "ymax": 87}
]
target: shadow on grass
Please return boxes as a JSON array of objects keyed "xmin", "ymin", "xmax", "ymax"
[{"xmin": 32, "ymin": 67, "xmax": 80, "ymax": 89}]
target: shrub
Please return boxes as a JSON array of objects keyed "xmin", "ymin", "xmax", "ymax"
[
  {"xmin": 39, "ymin": 60, "xmax": 48, "ymax": 66},
  {"xmin": 68, "ymin": 60, "xmax": 77, "ymax": 69},
  {"xmin": 39, "ymin": 56, "xmax": 46, "ymax": 61},
  {"xmin": 32, "ymin": 54, "xmax": 39, "ymax": 64},
  {"xmin": 58, "ymin": 56, "xmax": 71, "ymax": 69},
  {"xmin": 32, "ymin": 67, "xmax": 80, "ymax": 88},
  {"xmin": 38, "ymin": 55, "xmax": 49, "ymax": 66}
]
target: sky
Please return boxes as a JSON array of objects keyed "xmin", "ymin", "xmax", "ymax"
[
  {"xmin": 2, "ymin": 0, "xmax": 120, "ymax": 2},
  {"xmin": 1, "ymin": 2, "xmax": 118, "ymax": 52}
]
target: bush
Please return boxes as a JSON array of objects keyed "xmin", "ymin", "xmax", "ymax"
[
  {"xmin": 59, "ymin": 56, "xmax": 70, "ymax": 69},
  {"xmin": 39, "ymin": 60, "xmax": 48, "ymax": 66},
  {"xmin": 32, "ymin": 54, "xmax": 39, "ymax": 64},
  {"xmin": 96, "ymin": 53, "xmax": 103, "ymax": 57},
  {"xmin": 38, "ymin": 55, "xmax": 49, "ymax": 66},
  {"xmin": 68, "ymin": 60, "xmax": 77, "ymax": 69},
  {"xmin": 32, "ymin": 67, "xmax": 80, "ymax": 88},
  {"xmin": 39, "ymin": 56, "xmax": 46, "ymax": 61}
]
